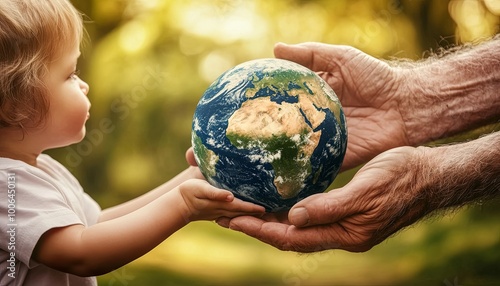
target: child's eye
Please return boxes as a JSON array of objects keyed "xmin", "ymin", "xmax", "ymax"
[{"xmin": 70, "ymin": 69, "xmax": 80, "ymax": 80}]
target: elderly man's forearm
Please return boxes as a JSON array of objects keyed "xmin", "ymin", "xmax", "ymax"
[
  {"xmin": 422, "ymin": 131, "xmax": 500, "ymax": 211},
  {"xmin": 400, "ymin": 36, "xmax": 500, "ymax": 145}
]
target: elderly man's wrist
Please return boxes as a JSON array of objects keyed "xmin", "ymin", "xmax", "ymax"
[
  {"xmin": 418, "ymin": 132, "xmax": 500, "ymax": 212},
  {"xmin": 397, "ymin": 38, "xmax": 500, "ymax": 146}
]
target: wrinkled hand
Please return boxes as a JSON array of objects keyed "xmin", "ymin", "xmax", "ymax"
[
  {"xmin": 218, "ymin": 147, "xmax": 430, "ymax": 252},
  {"xmin": 274, "ymin": 42, "xmax": 410, "ymax": 170}
]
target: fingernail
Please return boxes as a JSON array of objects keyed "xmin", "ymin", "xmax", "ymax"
[
  {"xmin": 289, "ymin": 207, "xmax": 309, "ymax": 227},
  {"xmin": 216, "ymin": 218, "xmax": 230, "ymax": 228}
]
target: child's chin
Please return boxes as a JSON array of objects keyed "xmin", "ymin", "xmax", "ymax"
[{"xmin": 69, "ymin": 128, "xmax": 87, "ymax": 145}]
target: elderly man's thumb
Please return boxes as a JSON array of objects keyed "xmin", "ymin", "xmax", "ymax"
[{"xmin": 288, "ymin": 191, "xmax": 350, "ymax": 227}]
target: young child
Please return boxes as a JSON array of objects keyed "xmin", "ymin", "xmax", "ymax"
[{"xmin": 0, "ymin": 0, "xmax": 265, "ymax": 285}]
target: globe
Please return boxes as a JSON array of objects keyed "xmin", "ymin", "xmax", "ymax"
[{"xmin": 191, "ymin": 58, "xmax": 347, "ymax": 212}]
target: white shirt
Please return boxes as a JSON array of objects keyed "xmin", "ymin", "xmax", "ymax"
[{"xmin": 0, "ymin": 154, "xmax": 101, "ymax": 286}]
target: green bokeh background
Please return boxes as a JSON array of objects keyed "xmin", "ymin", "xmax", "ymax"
[{"xmin": 46, "ymin": 0, "xmax": 500, "ymax": 285}]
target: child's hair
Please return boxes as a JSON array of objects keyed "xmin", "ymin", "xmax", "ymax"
[{"xmin": 0, "ymin": 0, "xmax": 85, "ymax": 130}]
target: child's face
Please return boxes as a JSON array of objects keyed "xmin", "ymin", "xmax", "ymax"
[{"xmin": 40, "ymin": 43, "xmax": 91, "ymax": 149}]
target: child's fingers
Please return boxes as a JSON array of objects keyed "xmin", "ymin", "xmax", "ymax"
[
  {"xmin": 223, "ymin": 198, "xmax": 266, "ymax": 214},
  {"xmin": 181, "ymin": 180, "xmax": 266, "ymax": 219},
  {"xmin": 183, "ymin": 179, "xmax": 231, "ymax": 201},
  {"xmin": 185, "ymin": 147, "xmax": 198, "ymax": 166},
  {"xmin": 200, "ymin": 186, "xmax": 234, "ymax": 202}
]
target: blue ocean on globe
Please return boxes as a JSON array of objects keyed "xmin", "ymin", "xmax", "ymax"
[{"xmin": 192, "ymin": 58, "xmax": 347, "ymax": 212}]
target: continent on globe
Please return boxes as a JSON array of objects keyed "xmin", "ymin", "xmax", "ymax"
[
  {"xmin": 226, "ymin": 96, "xmax": 322, "ymax": 200},
  {"xmin": 192, "ymin": 58, "xmax": 347, "ymax": 212}
]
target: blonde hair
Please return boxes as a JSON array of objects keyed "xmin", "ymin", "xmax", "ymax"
[{"xmin": 0, "ymin": 0, "xmax": 85, "ymax": 129}]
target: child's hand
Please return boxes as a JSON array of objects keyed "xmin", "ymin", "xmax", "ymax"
[
  {"xmin": 185, "ymin": 147, "xmax": 198, "ymax": 167},
  {"xmin": 176, "ymin": 179, "xmax": 265, "ymax": 222}
]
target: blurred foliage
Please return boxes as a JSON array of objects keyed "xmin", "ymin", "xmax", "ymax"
[{"xmin": 45, "ymin": 0, "xmax": 499, "ymax": 285}]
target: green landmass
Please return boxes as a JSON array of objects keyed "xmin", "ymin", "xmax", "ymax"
[
  {"xmin": 227, "ymin": 128, "xmax": 313, "ymax": 199},
  {"xmin": 192, "ymin": 133, "xmax": 218, "ymax": 179}
]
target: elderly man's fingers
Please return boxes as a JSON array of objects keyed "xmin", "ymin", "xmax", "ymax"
[
  {"xmin": 227, "ymin": 216, "xmax": 357, "ymax": 252},
  {"xmin": 287, "ymin": 189, "xmax": 357, "ymax": 228}
]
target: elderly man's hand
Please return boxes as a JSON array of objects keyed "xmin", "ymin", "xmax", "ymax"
[
  {"xmin": 274, "ymin": 42, "xmax": 410, "ymax": 171},
  {"xmin": 218, "ymin": 146, "xmax": 429, "ymax": 252}
]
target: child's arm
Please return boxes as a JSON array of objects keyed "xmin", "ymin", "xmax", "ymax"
[
  {"xmin": 32, "ymin": 179, "xmax": 264, "ymax": 276},
  {"xmin": 98, "ymin": 166, "xmax": 203, "ymax": 222}
]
